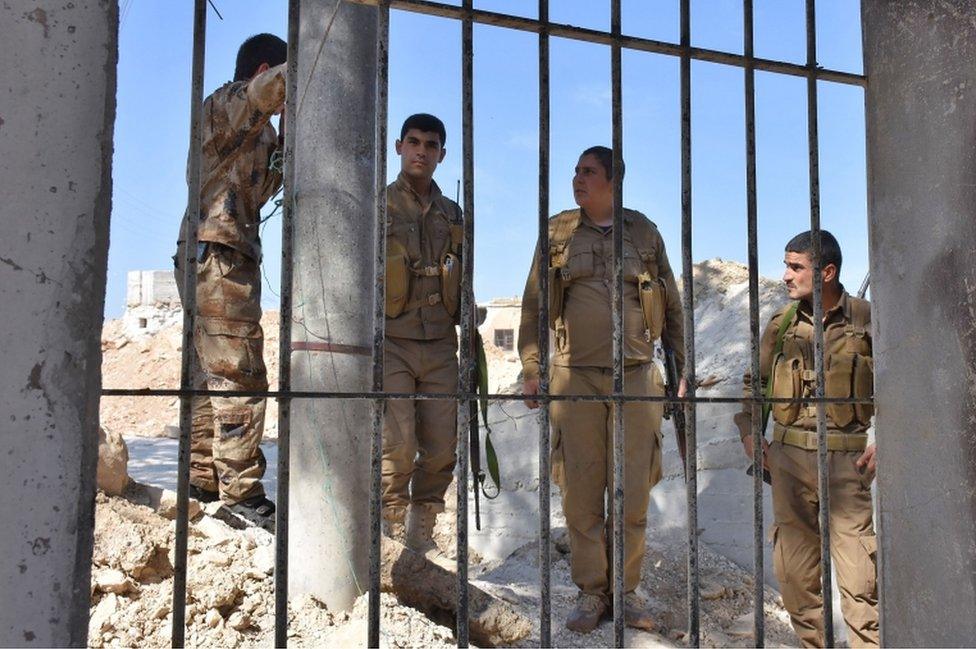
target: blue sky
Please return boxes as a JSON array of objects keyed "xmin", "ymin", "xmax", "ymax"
[{"xmin": 107, "ymin": 0, "xmax": 867, "ymax": 317}]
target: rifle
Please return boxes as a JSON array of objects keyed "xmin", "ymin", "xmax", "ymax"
[
  {"xmin": 469, "ymin": 319, "xmax": 500, "ymax": 531},
  {"xmin": 662, "ymin": 345, "xmax": 688, "ymax": 481}
]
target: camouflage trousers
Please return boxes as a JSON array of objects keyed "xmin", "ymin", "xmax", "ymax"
[
  {"xmin": 768, "ymin": 441, "xmax": 879, "ymax": 648},
  {"xmin": 174, "ymin": 241, "xmax": 267, "ymax": 505}
]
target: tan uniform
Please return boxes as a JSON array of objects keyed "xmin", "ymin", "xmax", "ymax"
[
  {"xmin": 519, "ymin": 209, "xmax": 684, "ymax": 604},
  {"xmin": 734, "ymin": 292, "xmax": 878, "ymax": 647},
  {"xmin": 174, "ymin": 64, "xmax": 285, "ymax": 504},
  {"xmin": 381, "ymin": 174, "xmax": 463, "ymax": 512}
]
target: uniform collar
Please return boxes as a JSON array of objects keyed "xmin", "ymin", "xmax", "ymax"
[
  {"xmin": 579, "ymin": 208, "xmax": 635, "ymax": 229},
  {"xmin": 395, "ymin": 171, "xmax": 443, "ymax": 205},
  {"xmin": 797, "ymin": 286, "xmax": 850, "ymax": 323}
]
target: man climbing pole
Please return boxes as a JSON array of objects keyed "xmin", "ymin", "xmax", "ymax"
[
  {"xmin": 381, "ymin": 113, "xmax": 464, "ymax": 562},
  {"xmin": 174, "ymin": 33, "xmax": 286, "ymax": 532}
]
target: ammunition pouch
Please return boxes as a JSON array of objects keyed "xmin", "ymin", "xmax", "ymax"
[
  {"xmin": 547, "ymin": 266, "xmax": 564, "ymax": 329},
  {"xmin": 637, "ymin": 271, "xmax": 666, "ymax": 342},
  {"xmin": 385, "ymin": 237, "xmax": 411, "ymax": 318},
  {"xmin": 440, "ymin": 251, "xmax": 461, "ymax": 317},
  {"xmin": 826, "ymin": 353, "xmax": 875, "ymax": 427},
  {"xmin": 771, "ymin": 352, "xmax": 803, "ymax": 425}
]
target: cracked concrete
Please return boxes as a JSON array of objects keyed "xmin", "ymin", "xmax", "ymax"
[{"xmin": 0, "ymin": 1, "xmax": 117, "ymax": 646}]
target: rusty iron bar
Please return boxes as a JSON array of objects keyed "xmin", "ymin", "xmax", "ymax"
[
  {"xmin": 679, "ymin": 0, "xmax": 701, "ymax": 644},
  {"xmin": 609, "ymin": 0, "xmax": 626, "ymax": 645},
  {"xmin": 743, "ymin": 0, "xmax": 765, "ymax": 645},
  {"xmin": 343, "ymin": 0, "xmax": 864, "ymax": 86},
  {"xmin": 102, "ymin": 388, "xmax": 872, "ymax": 405},
  {"xmin": 536, "ymin": 0, "xmax": 552, "ymax": 644},
  {"xmin": 456, "ymin": 0, "xmax": 475, "ymax": 644},
  {"xmin": 805, "ymin": 0, "xmax": 834, "ymax": 645},
  {"xmin": 172, "ymin": 1, "xmax": 207, "ymax": 645},
  {"xmin": 368, "ymin": 1, "xmax": 391, "ymax": 646},
  {"xmin": 273, "ymin": 1, "xmax": 301, "ymax": 646}
]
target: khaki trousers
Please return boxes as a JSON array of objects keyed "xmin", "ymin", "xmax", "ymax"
[
  {"xmin": 550, "ymin": 363, "xmax": 664, "ymax": 604},
  {"xmin": 381, "ymin": 334, "xmax": 459, "ymax": 511},
  {"xmin": 768, "ymin": 441, "xmax": 879, "ymax": 648},
  {"xmin": 174, "ymin": 242, "xmax": 267, "ymax": 504}
]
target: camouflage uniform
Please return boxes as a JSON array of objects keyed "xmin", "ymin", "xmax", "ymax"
[
  {"xmin": 174, "ymin": 63, "xmax": 285, "ymax": 505},
  {"xmin": 382, "ymin": 173, "xmax": 463, "ymax": 514},
  {"xmin": 734, "ymin": 292, "xmax": 878, "ymax": 647},
  {"xmin": 518, "ymin": 208, "xmax": 684, "ymax": 604}
]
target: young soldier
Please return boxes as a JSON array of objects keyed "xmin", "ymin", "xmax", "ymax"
[
  {"xmin": 518, "ymin": 146, "xmax": 686, "ymax": 633},
  {"xmin": 173, "ymin": 33, "xmax": 286, "ymax": 531},
  {"xmin": 733, "ymin": 230, "xmax": 878, "ymax": 647},
  {"xmin": 381, "ymin": 114, "xmax": 463, "ymax": 558}
]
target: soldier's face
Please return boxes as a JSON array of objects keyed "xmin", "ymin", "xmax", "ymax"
[
  {"xmin": 396, "ymin": 129, "xmax": 446, "ymax": 182},
  {"xmin": 783, "ymin": 251, "xmax": 837, "ymax": 300},
  {"xmin": 573, "ymin": 154, "xmax": 614, "ymax": 212}
]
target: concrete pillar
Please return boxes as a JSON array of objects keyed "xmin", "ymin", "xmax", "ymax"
[
  {"xmin": 288, "ymin": 0, "xmax": 377, "ymax": 610},
  {"xmin": 863, "ymin": 1, "xmax": 976, "ymax": 645},
  {"xmin": 0, "ymin": 2, "xmax": 116, "ymax": 646}
]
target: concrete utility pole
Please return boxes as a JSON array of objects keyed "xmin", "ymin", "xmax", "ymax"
[
  {"xmin": 863, "ymin": 1, "xmax": 976, "ymax": 644},
  {"xmin": 288, "ymin": 0, "xmax": 378, "ymax": 610},
  {"xmin": 0, "ymin": 2, "xmax": 116, "ymax": 646}
]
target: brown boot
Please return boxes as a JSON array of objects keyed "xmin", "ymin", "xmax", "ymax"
[
  {"xmin": 382, "ymin": 505, "xmax": 406, "ymax": 544},
  {"xmin": 405, "ymin": 503, "xmax": 439, "ymax": 554},
  {"xmin": 566, "ymin": 592, "xmax": 607, "ymax": 634},
  {"xmin": 623, "ymin": 589, "xmax": 656, "ymax": 631}
]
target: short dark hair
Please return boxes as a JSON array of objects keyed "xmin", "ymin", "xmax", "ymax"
[
  {"xmin": 399, "ymin": 113, "xmax": 447, "ymax": 146},
  {"xmin": 580, "ymin": 145, "xmax": 625, "ymax": 181},
  {"xmin": 785, "ymin": 229, "xmax": 843, "ymax": 272},
  {"xmin": 234, "ymin": 34, "xmax": 287, "ymax": 82}
]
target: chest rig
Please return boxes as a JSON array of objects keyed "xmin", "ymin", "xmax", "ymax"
[
  {"xmin": 770, "ymin": 297, "xmax": 874, "ymax": 430},
  {"xmin": 546, "ymin": 209, "xmax": 667, "ymax": 342}
]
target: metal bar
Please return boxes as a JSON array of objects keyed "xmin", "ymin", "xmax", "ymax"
[
  {"xmin": 102, "ymin": 388, "xmax": 872, "ymax": 405},
  {"xmin": 609, "ymin": 0, "xmax": 625, "ymax": 646},
  {"xmin": 368, "ymin": 1, "xmax": 391, "ymax": 646},
  {"xmin": 679, "ymin": 0, "xmax": 700, "ymax": 645},
  {"xmin": 536, "ymin": 0, "xmax": 552, "ymax": 645},
  {"xmin": 172, "ymin": 1, "xmax": 207, "ymax": 645},
  {"xmin": 274, "ymin": 1, "xmax": 300, "ymax": 646},
  {"xmin": 743, "ymin": 0, "xmax": 765, "ymax": 646},
  {"xmin": 805, "ymin": 1, "xmax": 833, "ymax": 646},
  {"xmin": 456, "ymin": 1, "xmax": 475, "ymax": 644},
  {"xmin": 344, "ymin": 0, "xmax": 865, "ymax": 86}
]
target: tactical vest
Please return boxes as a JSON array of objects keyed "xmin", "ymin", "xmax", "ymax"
[
  {"xmin": 385, "ymin": 216, "xmax": 463, "ymax": 320},
  {"xmin": 770, "ymin": 297, "xmax": 874, "ymax": 429},
  {"xmin": 546, "ymin": 209, "xmax": 667, "ymax": 342}
]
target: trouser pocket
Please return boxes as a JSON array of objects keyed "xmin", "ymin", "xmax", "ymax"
[{"xmin": 550, "ymin": 426, "xmax": 565, "ymax": 488}]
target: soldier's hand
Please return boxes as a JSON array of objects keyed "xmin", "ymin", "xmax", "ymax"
[
  {"xmin": 855, "ymin": 443, "xmax": 877, "ymax": 478},
  {"xmin": 677, "ymin": 377, "xmax": 688, "ymax": 399},
  {"xmin": 741, "ymin": 434, "xmax": 770, "ymax": 470},
  {"xmin": 523, "ymin": 377, "xmax": 540, "ymax": 410}
]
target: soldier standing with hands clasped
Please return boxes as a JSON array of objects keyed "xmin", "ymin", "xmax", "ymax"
[
  {"xmin": 734, "ymin": 230, "xmax": 878, "ymax": 647},
  {"xmin": 519, "ymin": 146, "xmax": 686, "ymax": 633},
  {"xmin": 380, "ymin": 114, "xmax": 464, "ymax": 561}
]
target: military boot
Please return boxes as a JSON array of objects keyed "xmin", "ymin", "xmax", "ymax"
[
  {"xmin": 623, "ymin": 589, "xmax": 656, "ymax": 631},
  {"xmin": 405, "ymin": 503, "xmax": 439, "ymax": 555},
  {"xmin": 382, "ymin": 505, "xmax": 407, "ymax": 544},
  {"xmin": 566, "ymin": 591, "xmax": 607, "ymax": 634}
]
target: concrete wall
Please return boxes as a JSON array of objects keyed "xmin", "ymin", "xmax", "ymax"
[
  {"xmin": 863, "ymin": 1, "xmax": 976, "ymax": 645},
  {"xmin": 0, "ymin": 2, "xmax": 117, "ymax": 646}
]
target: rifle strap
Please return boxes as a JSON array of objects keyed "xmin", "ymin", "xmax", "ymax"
[
  {"xmin": 761, "ymin": 302, "xmax": 799, "ymax": 432},
  {"xmin": 475, "ymin": 331, "xmax": 501, "ymax": 499}
]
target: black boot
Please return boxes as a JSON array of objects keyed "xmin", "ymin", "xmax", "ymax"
[{"xmin": 228, "ymin": 495, "xmax": 276, "ymax": 533}]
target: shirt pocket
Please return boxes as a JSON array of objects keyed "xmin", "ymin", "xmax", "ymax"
[{"xmin": 561, "ymin": 244, "xmax": 595, "ymax": 282}]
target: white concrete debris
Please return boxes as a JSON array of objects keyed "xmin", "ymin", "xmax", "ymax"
[{"xmin": 97, "ymin": 426, "xmax": 130, "ymax": 496}]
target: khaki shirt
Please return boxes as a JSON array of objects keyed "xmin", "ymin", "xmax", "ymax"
[
  {"xmin": 385, "ymin": 173, "xmax": 463, "ymax": 341},
  {"xmin": 518, "ymin": 209, "xmax": 685, "ymax": 380},
  {"xmin": 178, "ymin": 63, "xmax": 286, "ymax": 261},
  {"xmin": 735, "ymin": 290, "xmax": 873, "ymax": 437}
]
